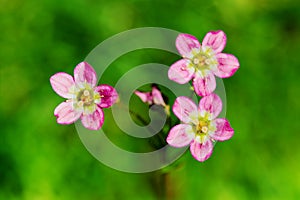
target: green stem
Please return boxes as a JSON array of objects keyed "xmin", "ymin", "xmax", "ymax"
[{"xmin": 129, "ymin": 110, "xmax": 148, "ymax": 126}]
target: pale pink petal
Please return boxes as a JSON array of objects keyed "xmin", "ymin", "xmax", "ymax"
[
  {"xmin": 50, "ymin": 72, "xmax": 75, "ymax": 98},
  {"xmin": 214, "ymin": 53, "xmax": 239, "ymax": 78},
  {"xmin": 173, "ymin": 96, "xmax": 198, "ymax": 124},
  {"xmin": 210, "ymin": 118, "xmax": 234, "ymax": 141},
  {"xmin": 134, "ymin": 91, "xmax": 153, "ymax": 104},
  {"xmin": 54, "ymin": 101, "xmax": 81, "ymax": 124},
  {"xmin": 199, "ymin": 93, "xmax": 222, "ymax": 120},
  {"xmin": 190, "ymin": 139, "xmax": 213, "ymax": 162},
  {"xmin": 167, "ymin": 124, "xmax": 194, "ymax": 147},
  {"xmin": 152, "ymin": 87, "xmax": 166, "ymax": 106},
  {"xmin": 168, "ymin": 59, "xmax": 195, "ymax": 84},
  {"xmin": 202, "ymin": 31, "xmax": 226, "ymax": 53},
  {"xmin": 81, "ymin": 107, "xmax": 104, "ymax": 130},
  {"xmin": 74, "ymin": 62, "xmax": 97, "ymax": 87},
  {"xmin": 95, "ymin": 84, "xmax": 118, "ymax": 108},
  {"xmin": 193, "ymin": 72, "xmax": 216, "ymax": 97},
  {"xmin": 176, "ymin": 34, "xmax": 201, "ymax": 58}
]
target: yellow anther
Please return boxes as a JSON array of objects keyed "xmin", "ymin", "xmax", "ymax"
[
  {"xmin": 205, "ymin": 59, "xmax": 210, "ymax": 65},
  {"xmin": 77, "ymin": 101, "xmax": 84, "ymax": 107},
  {"xmin": 83, "ymin": 90, "xmax": 90, "ymax": 96},
  {"xmin": 201, "ymin": 126, "xmax": 208, "ymax": 133},
  {"xmin": 193, "ymin": 58, "xmax": 200, "ymax": 64}
]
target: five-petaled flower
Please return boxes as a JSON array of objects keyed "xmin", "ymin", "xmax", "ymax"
[
  {"xmin": 168, "ymin": 31, "xmax": 240, "ymax": 96},
  {"xmin": 135, "ymin": 86, "xmax": 170, "ymax": 115},
  {"xmin": 50, "ymin": 62, "xmax": 118, "ymax": 130},
  {"xmin": 166, "ymin": 93, "xmax": 234, "ymax": 162}
]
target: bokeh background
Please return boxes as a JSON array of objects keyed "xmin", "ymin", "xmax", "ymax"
[{"xmin": 1, "ymin": 0, "xmax": 300, "ymax": 199}]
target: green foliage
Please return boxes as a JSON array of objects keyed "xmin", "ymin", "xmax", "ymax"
[{"xmin": 0, "ymin": 0, "xmax": 299, "ymax": 199}]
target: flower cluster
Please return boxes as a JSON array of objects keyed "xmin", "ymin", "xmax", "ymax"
[
  {"xmin": 166, "ymin": 31, "xmax": 239, "ymax": 161},
  {"xmin": 50, "ymin": 62, "xmax": 118, "ymax": 130},
  {"xmin": 51, "ymin": 30, "xmax": 239, "ymax": 163},
  {"xmin": 136, "ymin": 30, "xmax": 239, "ymax": 162}
]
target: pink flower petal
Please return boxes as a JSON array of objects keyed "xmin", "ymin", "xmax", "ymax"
[
  {"xmin": 74, "ymin": 62, "xmax": 97, "ymax": 87},
  {"xmin": 202, "ymin": 31, "xmax": 227, "ymax": 53},
  {"xmin": 134, "ymin": 91, "xmax": 152, "ymax": 104},
  {"xmin": 54, "ymin": 101, "xmax": 81, "ymax": 124},
  {"xmin": 210, "ymin": 118, "xmax": 234, "ymax": 141},
  {"xmin": 193, "ymin": 72, "xmax": 216, "ymax": 97},
  {"xmin": 167, "ymin": 124, "xmax": 194, "ymax": 147},
  {"xmin": 173, "ymin": 96, "xmax": 198, "ymax": 124},
  {"xmin": 152, "ymin": 87, "xmax": 166, "ymax": 106},
  {"xmin": 199, "ymin": 93, "xmax": 222, "ymax": 120},
  {"xmin": 190, "ymin": 139, "xmax": 213, "ymax": 162},
  {"xmin": 50, "ymin": 72, "xmax": 75, "ymax": 98},
  {"xmin": 81, "ymin": 107, "xmax": 104, "ymax": 130},
  {"xmin": 176, "ymin": 34, "xmax": 201, "ymax": 58},
  {"xmin": 168, "ymin": 59, "xmax": 195, "ymax": 84},
  {"xmin": 95, "ymin": 84, "xmax": 118, "ymax": 108},
  {"xmin": 214, "ymin": 53, "xmax": 239, "ymax": 78}
]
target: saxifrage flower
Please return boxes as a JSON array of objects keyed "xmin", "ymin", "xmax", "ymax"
[
  {"xmin": 135, "ymin": 86, "xmax": 170, "ymax": 115},
  {"xmin": 166, "ymin": 93, "xmax": 234, "ymax": 162},
  {"xmin": 50, "ymin": 62, "xmax": 118, "ymax": 130},
  {"xmin": 135, "ymin": 86, "xmax": 166, "ymax": 106},
  {"xmin": 168, "ymin": 31, "xmax": 240, "ymax": 96}
]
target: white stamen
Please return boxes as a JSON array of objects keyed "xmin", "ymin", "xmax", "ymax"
[
  {"xmin": 195, "ymin": 135, "xmax": 201, "ymax": 143},
  {"xmin": 205, "ymin": 59, "xmax": 210, "ymax": 65}
]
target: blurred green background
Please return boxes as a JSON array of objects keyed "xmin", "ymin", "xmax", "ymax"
[{"xmin": 1, "ymin": 0, "xmax": 300, "ymax": 199}]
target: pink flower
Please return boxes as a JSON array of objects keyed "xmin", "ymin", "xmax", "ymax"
[
  {"xmin": 166, "ymin": 93, "xmax": 234, "ymax": 162},
  {"xmin": 168, "ymin": 31, "xmax": 240, "ymax": 96},
  {"xmin": 50, "ymin": 62, "xmax": 118, "ymax": 130},
  {"xmin": 135, "ymin": 86, "xmax": 170, "ymax": 115},
  {"xmin": 135, "ymin": 86, "xmax": 166, "ymax": 106}
]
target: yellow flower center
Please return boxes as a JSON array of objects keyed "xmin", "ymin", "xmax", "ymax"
[
  {"xmin": 191, "ymin": 47, "xmax": 218, "ymax": 71},
  {"xmin": 77, "ymin": 89, "xmax": 94, "ymax": 107},
  {"xmin": 195, "ymin": 119, "xmax": 210, "ymax": 143},
  {"xmin": 193, "ymin": 55, "xmax": 209, "ymax": 68},
  {"xmin": 197, "ymin": 120, "xmax": 208, "ymax": 134}
]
